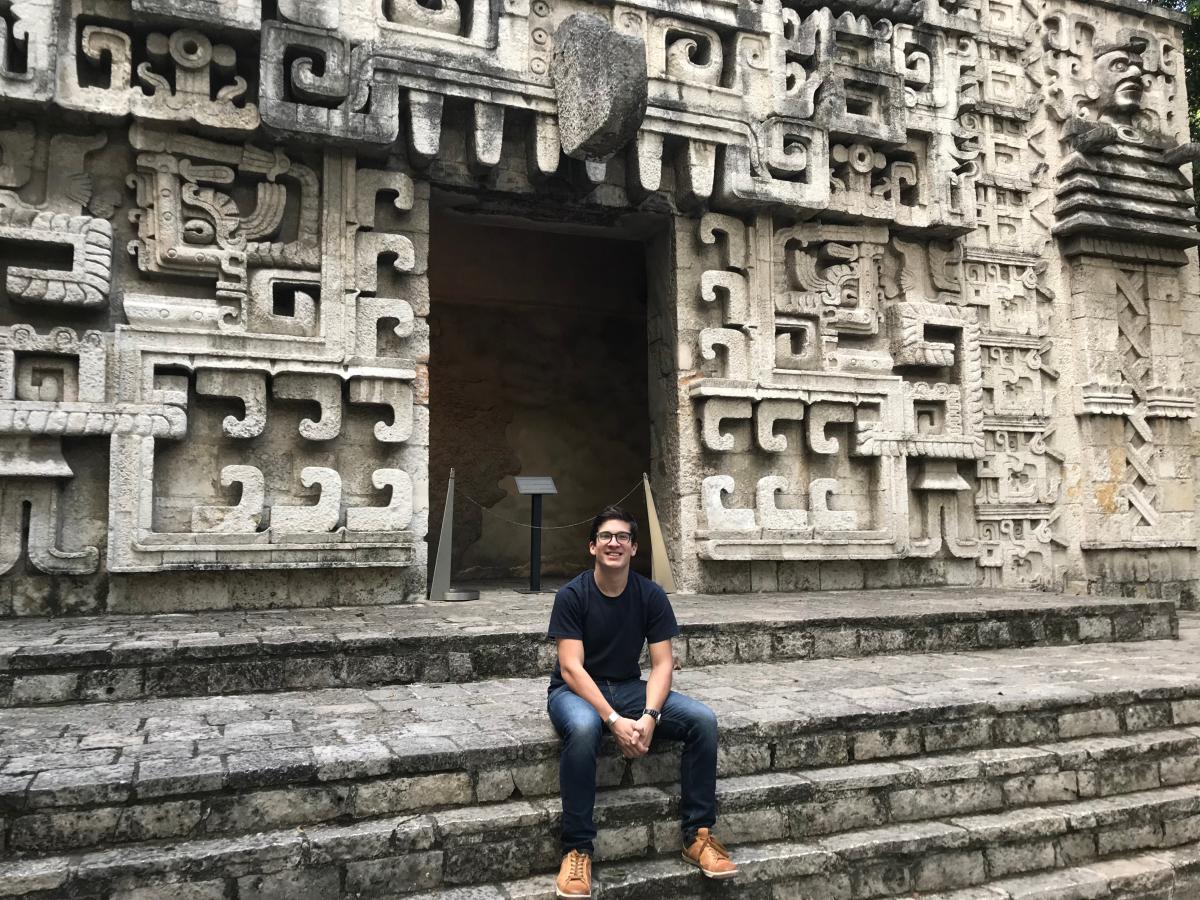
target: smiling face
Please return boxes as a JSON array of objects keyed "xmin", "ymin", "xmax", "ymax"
[{"xmin": 589, "ymin": 517, "xmax": 638, "ymax": 574}]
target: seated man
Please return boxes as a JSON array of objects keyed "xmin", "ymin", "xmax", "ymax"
[{"xmin": 546, "ymin": 505, "xmax": 737, "ymax": 897}]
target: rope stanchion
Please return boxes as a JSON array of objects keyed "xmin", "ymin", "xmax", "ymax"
[
  {"xmin": 429, "ymin": 473, "xmax": 675, "ymax": 599},
  {"xmin": 643, "ymin": 473, "xmax": 676, "ymax": 593},
  {"xmin": 428, "ymin": 469, "xmax": 479, "ymax": 603}
]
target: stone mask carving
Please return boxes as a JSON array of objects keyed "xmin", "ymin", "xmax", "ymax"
[{"xmin": 1089, "ymin": 38, "xmax": 1148, "ymax": 126}]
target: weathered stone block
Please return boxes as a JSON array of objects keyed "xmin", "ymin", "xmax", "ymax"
[
  {"xmin": 238, "ymin": 867, "xmax": 340, "ymax": 900},
  {"xmin": 775, "ymin": 733, "xmax": 850, "ymax": 768},
  {"xmin": 1002, "ymin": 772, "xmax": 1079, "ymax": 805},
  {"xmin": 551, "ymin": 14, "xmax": 647, "ymax": 161},
  {"xmin": 353, "ymin": 773, "xmax": 472, "ymax": 817},
  {"xmin": 112, "ymin": 881, "xmax": 227, "ymax": 900},
  {"xmin": 791, "ymin": 794, "xmax": 888, "ymax": 836},
  {"xmin": 208, "ymin": 786, "xmax": 347, "ymax": 834},
  {"xmin": 912, "ymin": 850, "xmax": 987, "ymax": 892},
  {"xmin": 1057, "ymin": 708, "xmax": 1120, "ymax": 739},
  {"xmin": 1096, "ymin": 760, "xmax": 1160, "ymax": 796},
  {"xmin": 1126, "ymin": 702, "xmax": 1173, "ymax": 731},
  {"xmin": 594, "ymin": 823, "xmax": 651, "ymax": 860},
  {"xmin": 849, "ymin": 860, "xmax": 911, "ymax": 898},
  {"xmin": 345, "ymin": 852, "xmax": 443, "ymax": 894},
  {"xmin": 853, "ymin": 727, "xmax": 923, "ymax": 760},
  {"xmin": 995, "ymin": 714, "xmax": 1059, "ymax": 745},
  {"xmin": 924, "ymin": 718, "xmax": 993, "ymax": 752},
  {"xmin": 985, "ymin": 840, "xmax": 1057, "ymax": 878},
  {"xmin": 1097, "ymin": 821, "xmax": 1163, "ymax": 854},
  {"xmin": 890, "ymin": 782, "xmax": 1003, "ymax": 822}
]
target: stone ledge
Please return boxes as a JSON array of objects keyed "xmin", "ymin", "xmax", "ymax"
[
  {"xmin": 0, "ymin": 590, "xmax": 1177, "ymax": 705},
  {"xmin": 6, "ymin": 723, "xmax": 1200, "ymax": 858},
  {"xmin": 8, "ymin": 785, "xmax": 1200, "ymax": 898},
  {"xmin": 5, "ymin": 652, "xmax": 1200, "ymax": 855}
]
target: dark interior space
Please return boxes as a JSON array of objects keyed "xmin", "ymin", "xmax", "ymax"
[{"xmin": 428, "ymin": 205, "xmax": 652, "ymax": 585}]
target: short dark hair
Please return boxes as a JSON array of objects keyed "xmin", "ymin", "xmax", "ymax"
[{"xmin": 589, "ymin": 506, "xmax": 638, "ymax": 544}]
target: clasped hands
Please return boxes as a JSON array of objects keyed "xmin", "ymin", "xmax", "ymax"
[{"xmin": 610, "ymin": 714, "xmax": 656, "ymax": 758}]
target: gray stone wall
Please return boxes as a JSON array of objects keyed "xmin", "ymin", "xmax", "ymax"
[{"xmin": 0, "ymin": 0, "xmax": 1196, "ymax": 612}]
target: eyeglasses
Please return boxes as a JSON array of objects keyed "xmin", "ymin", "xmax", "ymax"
[{"xmin": 595, "ymin": 531, "xmax": 633, "ymax": 545}]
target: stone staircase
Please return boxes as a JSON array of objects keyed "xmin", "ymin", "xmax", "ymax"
[{"xmin": 2, "ymin": 589, "xmax": 1200, "ymax": 899}]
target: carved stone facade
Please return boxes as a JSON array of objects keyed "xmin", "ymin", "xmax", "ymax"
[{"xmin": 0, "ymin": 0, "xmax": 1195, "ymax": 613}]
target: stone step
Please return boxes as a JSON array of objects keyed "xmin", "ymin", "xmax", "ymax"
[
  {"xmin": 8, "ymin": 785, "xmax": 1200, "ymax": 898},
  {"xmin": 905, "ymin": 844, "xmax": 1200, "ymax": 899},
  {"xmin": 5, "ymin": 625, "xmax": 1200, "ymax": 857},
  {"xmin": 8, "ymin": 722, "xmax": 1200, "ymax": 859},
  {"xmin": 0, "ymin": 590, "xmax": 1174, "ymax": 705},
  {"xmin": 427, "ymin": 838, "xmax": 1200, "ymax": 899}
]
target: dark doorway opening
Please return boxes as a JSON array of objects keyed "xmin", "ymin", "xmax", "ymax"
[{"xmin": 428, "ymin": 206, "xmax": 653, "ymax": 587}]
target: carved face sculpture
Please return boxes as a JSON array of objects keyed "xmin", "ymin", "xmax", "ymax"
[{"xmin": 1092, "ymin": 40, "xmax": 1147, "ymax": 122}]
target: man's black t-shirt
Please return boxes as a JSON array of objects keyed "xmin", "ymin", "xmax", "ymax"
[{"xmin": 547, "ymin": 570, "xmax": 679, "ymax": 694}]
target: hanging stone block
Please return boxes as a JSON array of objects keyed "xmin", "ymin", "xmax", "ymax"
[{"xmin": 550, "ymin": 13, "xmax": 647, "ymax": 161}]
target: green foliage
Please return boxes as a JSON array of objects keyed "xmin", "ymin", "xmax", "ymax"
[
  {"xmin": 1143, "ymin": 0, "xmax": 1200, "ymax": 198},
  {"xmin": 1143, "ymin": 0, "xmax": 1200, "ymax": 137}
]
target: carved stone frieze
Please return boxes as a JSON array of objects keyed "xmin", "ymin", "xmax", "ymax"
[{"xmin": 0, "ymin": 0, "xmax": 1196, "ymax": 608}]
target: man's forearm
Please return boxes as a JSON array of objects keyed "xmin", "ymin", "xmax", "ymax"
[
  {"xmin": 561, "ymin": 665, "xmax": 617, "ymax": 720},
  {"xmin": 644, "ymin": 660, "xmax": 672, "ymax": 712}
]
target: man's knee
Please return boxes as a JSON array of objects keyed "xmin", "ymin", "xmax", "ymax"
[
  {"xmin": 689, "ymin": 703, "xmax": 719, "ymax": 744},
  {"xmin": 561, "ymin": 709, "xmax": 604, "ymax": 751}
]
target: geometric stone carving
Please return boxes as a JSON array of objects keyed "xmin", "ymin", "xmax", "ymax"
[
  {"xmin": 271, "ymin": 467, "xmax": 342, "ymax": 534},
  {"xmin": 195, "ymin": 370, "xmax": 268, "ymax": 439},
  {"xmin": 0, "ymin": 3, "xmax": 55, "ymax": 104},
  {"xmin": 756, "ymin": 401, "xmax": 806, "ymax": 453},
  {"xmin": 346, "ymin": 469, "xmax": 414, "ymax": 532},
  {"xmin": 809, "ymin": 478, "xmax": 858, "ymax": 531},
  {"xmin": 701, "ymin": 271, "xmax": 751, "ymax": 325},
  {"xmin": 0, "ymin": 0, "xmax": 1196, "ymax": 609},
  {"xmin": 808, "ymin": 404, "xmax": 857, "ymax": 455},
  {"xmin": 190, "ymin": 465, "xmax": 266, "ymax": 533},
  {"xmin": 0, "ymin": 480, "xmax": 99, "ymax": 575},
  {"xmin": 273, "ymin": 373, "xmax": 342, "ymax": 441},
  {"xmin": 355, "ymin": 298, "xmax": 415, "ymax": 360},
  {"xmin": 756, "ymin": 476, "xmax": 808, "ymax": 530},
  {"xmin": 348, "ymin": 378, "xmax": 413, "ymax": 443},
  {"xmin": 701, "ymin": 399, "xmax": 752, "ymax": 452},
  {"xmin": 699, "ymin": 328, "xmax": 750, "ymax": 381},
  {"xmin": 57, "ymin": 24, "xmax": 259, "ymax": 131},
  {"xmin": 702, "ymin": 475, "xmax": 756, "ymax": 532},
  {"xmin": 0, "ymin": 210, "xmax": 113, "ymax": 308}
]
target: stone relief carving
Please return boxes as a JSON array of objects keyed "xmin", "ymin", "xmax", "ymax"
[
  {"xmin": 1041, "ymin": 3, "xmax": 1198, "ymax": 566},
  {"xmin": 57, "ymin": 16, "xmax": 260, "ymax": 131},
  {"xmin": 0, "ymin": 0, "xmax": 1195, "ymax": 607}
]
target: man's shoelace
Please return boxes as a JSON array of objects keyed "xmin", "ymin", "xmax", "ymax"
[
  {"xmin": 698, "ymin": 833, "xmax": 731, "ymax": 861},
  {"xmin": 569, "ymin": 852, "xmax": 588, "ymax": 880}
]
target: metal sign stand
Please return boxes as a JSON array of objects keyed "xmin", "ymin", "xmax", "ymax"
[
  {"xmin": 643, "ymin": 472, "xmax": 677, "ymax": 593},
  {"xmin": 428, "ymin": 469, "xmax": 479, "ymax": 602},
  {"xmin": 515, "ymin": 475, "xmax": 557, "ymax": 594}
]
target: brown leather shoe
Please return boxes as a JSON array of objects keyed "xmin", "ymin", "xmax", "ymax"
[
  {"xmin": 682, "ymin": 828, "xmax": 738, "ymax": 879},
  {"xmin": 555, "ymin": 849, "xmax": 592, "ymax": 897}
]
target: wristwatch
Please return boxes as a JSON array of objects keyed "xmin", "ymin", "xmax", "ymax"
[
  {"xmin": 604, "ymin": 710, "xmax": 621, "ymax": 727},
  {"xmin": 642, "ymin": 707, "xmax": 661, "ymax": 723}
]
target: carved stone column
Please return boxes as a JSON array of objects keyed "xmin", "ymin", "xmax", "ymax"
[{"xmin": 1044, "ymin": 14, "xmax": 1200, "ymax": 599}]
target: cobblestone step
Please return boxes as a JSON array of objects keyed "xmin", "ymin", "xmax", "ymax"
[
  {"xmin": 6, "ymin": 633, "xmax": 1200, "ymax": 858},
  {"xmin": 8, "ymin": 784, "xmax": 1200, "ymax": 898},
  {"xmin": 8, "ymin": 720, "xmax": 1200, "ymax": 859},
  {"xmin": 430, "ymin": 838, "xmax": 1200, "ymax": 899},
  {"xmin": 0, "ymin": 591, "xmax": 1174, "ymax": 705}
]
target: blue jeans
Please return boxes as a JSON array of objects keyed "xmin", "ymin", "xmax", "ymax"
[{"xmin": 547, "ymin": 678, "xmax": 719, "ymax": 855}]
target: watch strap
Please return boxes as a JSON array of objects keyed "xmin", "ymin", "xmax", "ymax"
[{"xmin": 642, "ymin": 707, "xmax": 661, "ymax": 722}]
